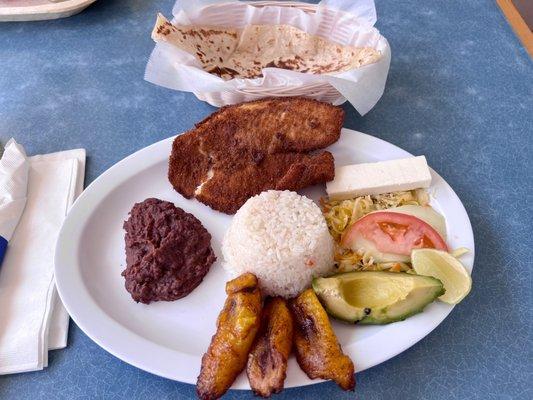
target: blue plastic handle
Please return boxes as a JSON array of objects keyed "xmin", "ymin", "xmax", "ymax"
[{"xmin": 0, "ymin": 235, "xmax": 7, "ymax": 268}]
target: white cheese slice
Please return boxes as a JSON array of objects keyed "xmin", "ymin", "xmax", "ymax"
[{"xmin": 326, "ymin": 156, "xmax": 432, "ymax": 200}]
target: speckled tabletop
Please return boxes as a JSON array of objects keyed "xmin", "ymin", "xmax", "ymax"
[{"xmin": 0, "ymin": 0, "xmax": 532, "ymax": 399}]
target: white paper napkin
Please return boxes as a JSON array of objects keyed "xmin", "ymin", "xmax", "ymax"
[{"xmin": 0, "ymin": 141, "xmax": 86, "ymax": 374}]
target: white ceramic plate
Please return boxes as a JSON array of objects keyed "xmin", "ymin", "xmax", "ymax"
[
  {"xmin": 55, "ymin": 129, "xmax": 475, "ymax": 389},
  {"xmin": 0, "ymin": 0, "xmax": 96, "ymax": 22}
]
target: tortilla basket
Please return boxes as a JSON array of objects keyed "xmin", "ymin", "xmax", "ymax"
[{"xmin": 146, "ymin": 0, "xmax": 390, "ymax": 113}]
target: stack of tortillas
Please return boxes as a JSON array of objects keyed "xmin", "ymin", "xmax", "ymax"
[{"xmin": 152, "ymin": 14, "xmax": 381, "ymax": 80}]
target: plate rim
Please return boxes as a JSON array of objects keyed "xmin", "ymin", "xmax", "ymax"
[{"xmin": 54, "ymin": 128, "xmax": 475, "ymax": 389}]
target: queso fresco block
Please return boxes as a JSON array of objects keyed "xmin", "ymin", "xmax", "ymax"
[{"xmin": 326, "ymin": 156, "xmax": 432, "ymax": 201}]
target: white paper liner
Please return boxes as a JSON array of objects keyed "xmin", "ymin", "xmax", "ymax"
[{"xmin": 145, "ymin": 0, "xmax": 390, "ymax": 114}]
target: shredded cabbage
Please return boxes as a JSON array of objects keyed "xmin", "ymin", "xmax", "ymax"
[{"xmin": 322, "ymin": 189, "xmax": 429, "ymax": 273}]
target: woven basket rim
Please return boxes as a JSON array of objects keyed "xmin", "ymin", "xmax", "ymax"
[{"xmin": 244, "ymin": 1, "xmax": 318, "ymax": 12}]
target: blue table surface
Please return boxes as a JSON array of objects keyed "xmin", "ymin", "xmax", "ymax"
[{"xmin": 1, "ymin": 0, "xmax": 532, "ymax": 399}]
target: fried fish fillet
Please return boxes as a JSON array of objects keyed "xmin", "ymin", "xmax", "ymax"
[
  {"xmin": 290, "ymin": 289, "xmax": 355, "ymax": 391},
  {"xmin": 197, "ymin": 273, "xmax": 262, "ymax": 400},
  {"xmin": 168, "ymin": 97, "xmax": 343, "ymax": 214},
  {"xmin": 246, "ymin": 297, "xmax": 293, "ymax": 397}
]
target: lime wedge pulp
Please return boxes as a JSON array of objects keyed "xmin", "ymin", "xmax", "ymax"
[{"xmin": 411, "ymin": 249, "xmax": 472, "ymax": 304}]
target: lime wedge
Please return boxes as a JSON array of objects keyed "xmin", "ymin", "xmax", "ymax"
[{"xmin": 411, "ymin": 249, "xmax": 472, "ymax": 304}]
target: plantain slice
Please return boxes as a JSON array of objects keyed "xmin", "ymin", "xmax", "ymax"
[
  {"xmin": 197, "ymin": 273, "xmax": 262, "ymax": 400},
  {"xmin": 290, "ymin": 289, "xmax": 355, "ymax": 391},
  {"xmin": 246, "ymin": 297, "xmax": 293, "ymax": 397}
]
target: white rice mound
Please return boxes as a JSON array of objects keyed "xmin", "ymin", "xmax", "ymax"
[{"xmin": 222, "ymin": 190, "xmax": 335, "ymax": 298}]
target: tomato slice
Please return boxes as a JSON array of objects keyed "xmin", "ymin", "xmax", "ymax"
[{"xmin": 341, "ymin": 211, "xmax": 448, "ymax": 257}]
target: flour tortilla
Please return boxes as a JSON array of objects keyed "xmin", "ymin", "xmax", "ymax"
[{"xmin": 152, "ymin": 14, "xmax": 381, "ymax": 80}]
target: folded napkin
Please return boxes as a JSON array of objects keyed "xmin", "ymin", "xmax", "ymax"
[{"xmin": 0, "ymin": 140, "xmax": 86, "ymax": 374}]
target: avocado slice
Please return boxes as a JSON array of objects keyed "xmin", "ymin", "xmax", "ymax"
[{"xmin": 312, "ymin": 271, "xmax": 445, "ymax": 325}]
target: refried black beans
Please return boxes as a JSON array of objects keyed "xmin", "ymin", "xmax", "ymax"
[{"xmin": 122, "ymin": 198, "xmax": 216, "ymax": 304}]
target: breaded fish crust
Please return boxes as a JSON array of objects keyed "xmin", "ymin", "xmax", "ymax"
[
  {"xmin": 197, "ymin": 273, "xmax": 262, "ymax": 400},
  {"xmin": 246, "ymin": 297, "xmax": 293, "ymax": 397},
  {"xmin": 168, "ymin": 97, "xmax": 343, "ymax": 214},
  {"xmin": 290, "ymin": 289, "xmax": 355, "ymax": 391}
]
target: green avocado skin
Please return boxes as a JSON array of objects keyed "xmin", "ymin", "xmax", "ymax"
[
  {"xmin": 359, "ymin": 287, "xmax": 445, "ymax": 325},
  {"xmin": 312, "ymin": 272, "xmax": 445, "ymax": 325}
]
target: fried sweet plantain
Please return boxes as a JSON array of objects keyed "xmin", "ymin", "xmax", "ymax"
[
  {"xmin": 290, "ymin": 289, "xmax": 355, "ymax": 391},
  {"xmin": 246, "ymin": 297, "xmax": 293, "ymax": 397},
  {"xmin": 197, "ymin": 273, "xmax": 263, "ymax": 400}
]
